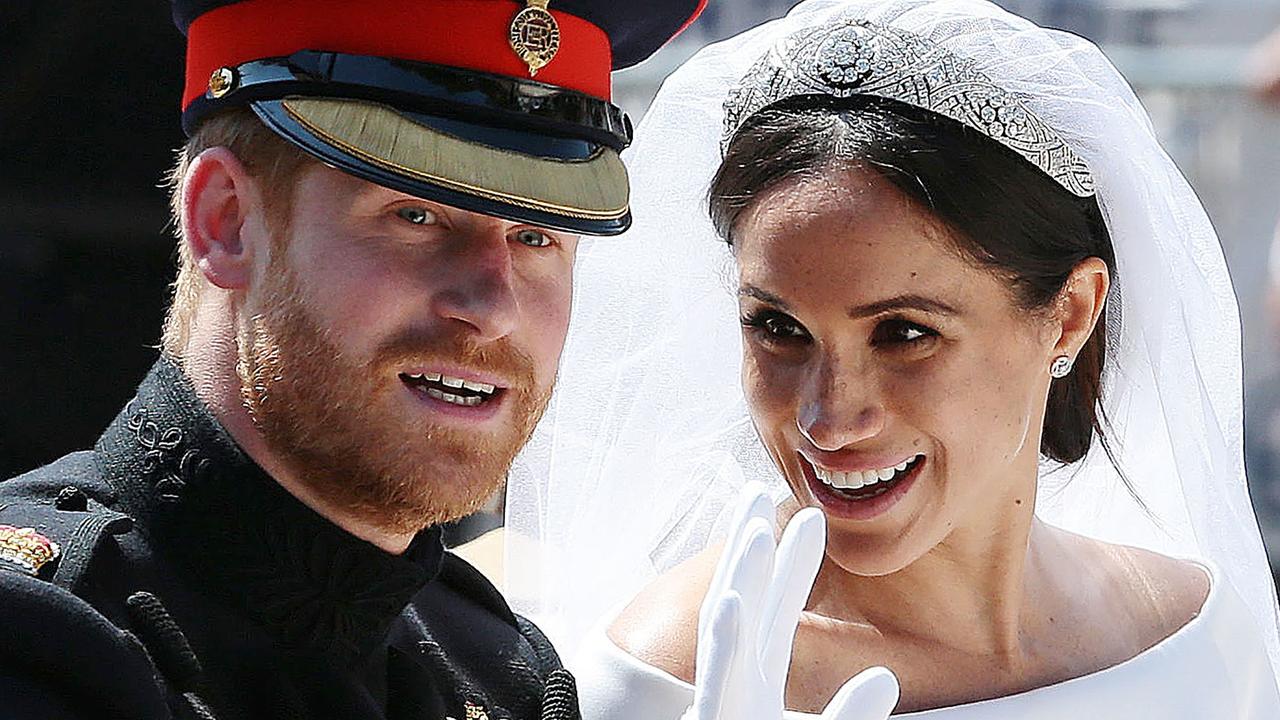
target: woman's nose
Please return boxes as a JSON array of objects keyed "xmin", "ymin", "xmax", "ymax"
[{"xmin": 795, "ymin": 364, "xmax": 885, "ymax": 451}]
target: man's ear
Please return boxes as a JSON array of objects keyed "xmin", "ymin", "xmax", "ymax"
[
  {"xmin": 180, "ymin": 147, "xmax": 261, "ymax": 290},
  {"xmin": 1050, "ymin": 257, "xmax": 1110, "ymax": 360}
]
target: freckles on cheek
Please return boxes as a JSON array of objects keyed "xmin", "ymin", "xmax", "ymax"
[
  {"xmin": 741, "ymin": 360, "xmax": 799, "ymax": 476},
  {"xmin": 957, "ymin": 355, "xmax": 1036, "ymax": 463},
  {"xmin": 742, "ymin": 352, "xmax": 796, "ymax": 428}
]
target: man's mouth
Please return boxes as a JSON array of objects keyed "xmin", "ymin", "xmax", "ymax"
[{"xmin": 399, "ymin": 372, "xmax": 502, "ymax": 407}]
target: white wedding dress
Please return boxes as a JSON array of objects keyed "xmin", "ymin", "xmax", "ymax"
[{"xmin": 572, "ymin": 564, "xmax": 1279, "ymax": 718}]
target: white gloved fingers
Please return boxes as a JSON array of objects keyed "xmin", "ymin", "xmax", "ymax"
[
  {"xmin": 702, "ymin": 483, "xmax": 775, "ymax": 633},
  {"xmin": 689, "ymin": 487, "xmax": 787, "ymax": 720},
  {"xmin": 722, "ymin": 518, "xmax": 776, "ymax": 644},
  {"xmin": 819, "ymin": 666, "xmax": 901, "ymax": 720},
  {"xmin": 692, "ymin": 591, "xmax": 745, "ymax": 720},
  {"xmin": 720, "ymin": 483, "xmax": 775, "ymax": 572},
  {"xmin": 758, "ymin": 507, "xmax": 827, "ymax": 683}
]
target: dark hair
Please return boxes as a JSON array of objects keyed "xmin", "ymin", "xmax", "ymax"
[{"xmin": 709, "ymin": 95, "xmax": 1116, "ymax": 467}]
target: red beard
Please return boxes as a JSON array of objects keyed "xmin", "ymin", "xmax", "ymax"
[{"xmin": 237, "ymin": 262, "xmax": 550, "ymax": 535}]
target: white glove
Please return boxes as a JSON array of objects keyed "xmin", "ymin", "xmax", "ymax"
[{"xmin": 683, "ymin": 484, "xmax": 900, "ymax": 720}]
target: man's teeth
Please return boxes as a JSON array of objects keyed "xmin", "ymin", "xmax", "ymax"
[
  {"xmin": 462, "ymin": 379, "xmax": 495, "ymax": 393},
  {"xmin": 404, "ymin": 373, "xmax": 497, "ymax": 396},
  {"xmin": 814, "ymin": 455, "xmax": 922, "ymax": 489},
  {"xmin": 425, "ymin": 388, "xmax": 484, "ymax": 407}
]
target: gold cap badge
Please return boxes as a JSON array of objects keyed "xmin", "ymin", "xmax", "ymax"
[
  {"xmin": 508, "ymin": 0, "xmax": 560, "ymax": 77},
  {"xmin": 0, "ymin": 525, "xmax": 60, "ymax": 575},
  {"xmin": 208, "ymin": 67, "xmax": 237, "ymax": 98}
]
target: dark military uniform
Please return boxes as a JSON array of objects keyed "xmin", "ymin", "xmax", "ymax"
[{"xmin": 0, "ymin": 359, "xmax": 575, "ymax": 719}]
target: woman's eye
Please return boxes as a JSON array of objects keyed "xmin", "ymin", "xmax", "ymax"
[
  {"xmin": 873, "ymin": 319, "xmax": 937, "ymax": 345},
  {"xmin": 397, "ymin": 207, "xmax": 438, "ymax": 226},
  {"xmin": 764, "ymin": 316, "xmax": 805, "ymax": 338},
  {"xmin": 742, "ymin": 310, "xmax": 809, "ymax": 343},
  {"xmin": 513, "ymin": 228, "xmax": 553, "ymax": 248}
]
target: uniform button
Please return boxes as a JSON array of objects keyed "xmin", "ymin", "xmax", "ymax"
[{"xmin": 54, "ymin": 486, "xmax": 88, "ymax": 512}]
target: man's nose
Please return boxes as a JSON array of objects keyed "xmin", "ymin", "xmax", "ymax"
[{"xmin": 430, "ymin": 230, "xmax": 520, "ymax": 343}]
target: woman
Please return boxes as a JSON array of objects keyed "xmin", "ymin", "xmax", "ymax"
[{"xmin": 504, "ymin": 0, "xmax": 1280, "ymax": 716}]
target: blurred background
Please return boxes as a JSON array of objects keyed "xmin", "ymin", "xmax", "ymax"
[{"xmin": 5, "ymin": 0, "xmax": 1280, "ymax": 564}]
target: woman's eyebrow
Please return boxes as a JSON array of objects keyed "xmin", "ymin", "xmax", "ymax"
[
  {"xmin": 848, "ymin": 294, "xmax": 961, "ymax": 319},
  {"xmin": 739, "ymin": 285, "xmax": 959, "ymax": 319},
  {"xmin": 738, "ymin": 284, "xmax": 791, "ymax": 311}
]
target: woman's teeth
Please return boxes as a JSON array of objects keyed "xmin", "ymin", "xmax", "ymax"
[{"xmin": 814, "ymin": 454, "xmax": 923, "ymax": 490}]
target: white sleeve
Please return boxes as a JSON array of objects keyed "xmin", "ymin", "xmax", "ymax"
[{"xmin": 570, "ymin": 622, "xmax": 697, "ymax": 720}]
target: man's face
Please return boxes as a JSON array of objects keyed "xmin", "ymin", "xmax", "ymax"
[{"xmin": 236, "ymin": 163, "xmax": 577, "ymax": 535}]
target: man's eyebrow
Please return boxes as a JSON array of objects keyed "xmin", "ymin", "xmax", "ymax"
[
  {"xmin": 738, "ymin": 285, "xmax": 791, "ymax": 311},
  {"xmin": 848, "ymin": 294, "xmax": 960, "ymax": 319}
]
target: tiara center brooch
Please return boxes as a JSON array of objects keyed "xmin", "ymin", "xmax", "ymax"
[
  {"xmin": 509, "ymin": 0, "xmax": 561, "ymax": 77},
  {"xmin": 815, "ymin": 32, "xmax": 886, "ymax": 89}
]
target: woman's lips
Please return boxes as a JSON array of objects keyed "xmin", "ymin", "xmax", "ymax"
[{"xmin": 800, "ymin": 452, "xmax": 925, "ymax": 521}]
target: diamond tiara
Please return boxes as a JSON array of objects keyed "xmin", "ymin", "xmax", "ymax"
[{"xmin": 722, "ymin": 18, "xmax": 1096, "ymax": 197}]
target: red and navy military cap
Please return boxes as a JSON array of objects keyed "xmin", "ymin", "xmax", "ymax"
[{"xmin": 172, "ymin": 0, "xmax": 707, "ymax": 235}]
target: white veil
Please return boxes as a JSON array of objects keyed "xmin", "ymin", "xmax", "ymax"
[{"xmin": 505, "ymin": 0, "xmax": 1280, "ymax": 679}]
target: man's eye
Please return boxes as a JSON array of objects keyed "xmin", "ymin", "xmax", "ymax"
[
  {"xmin": 513, "ymin": 229, "xmax": 553, "ymax": 248},
  {"xmin": 397, "ymin": 207, "xmax": 439, "ymax": 226}
]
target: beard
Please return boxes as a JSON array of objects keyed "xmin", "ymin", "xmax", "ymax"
[{"xmin": 235, "ymin": 262, "xmax": 551, "ymax": 537}]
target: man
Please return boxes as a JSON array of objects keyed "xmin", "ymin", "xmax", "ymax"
[{"xmin": 0, "ymin": 0, "xmax": 703, "ymax": 717}]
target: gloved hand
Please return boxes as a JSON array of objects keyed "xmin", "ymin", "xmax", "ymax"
[{"xmin": 682, "ymin": 484, "xmax": 899, "ymax": 720}]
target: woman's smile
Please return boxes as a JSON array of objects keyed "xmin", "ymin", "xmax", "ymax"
[{"xmin": 800, "ymin": 451, "xmax": 927, "ymax": 521}]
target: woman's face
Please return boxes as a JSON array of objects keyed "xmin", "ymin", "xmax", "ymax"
[{"xmin": 734, "ymin": 168, "xmax": 1060, "ymax": 576}]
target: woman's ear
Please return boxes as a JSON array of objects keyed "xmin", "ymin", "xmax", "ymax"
[
  {"xmin": 1051, "ymin": 257, "xmax": 1110, "ymax": 360},
  {"xmin": 180, "ymin": 147, "xmax": 260, "ymax": 290}
]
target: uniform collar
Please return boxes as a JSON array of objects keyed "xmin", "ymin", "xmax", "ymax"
[{"xmin": 96, "ymin": 357, "xmax": 445, "ymax": 660}]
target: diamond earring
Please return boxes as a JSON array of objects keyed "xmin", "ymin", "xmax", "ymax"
[{"xmin": 1049, "ymin": 355, "xmax": 1074, "ymax": 378}]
